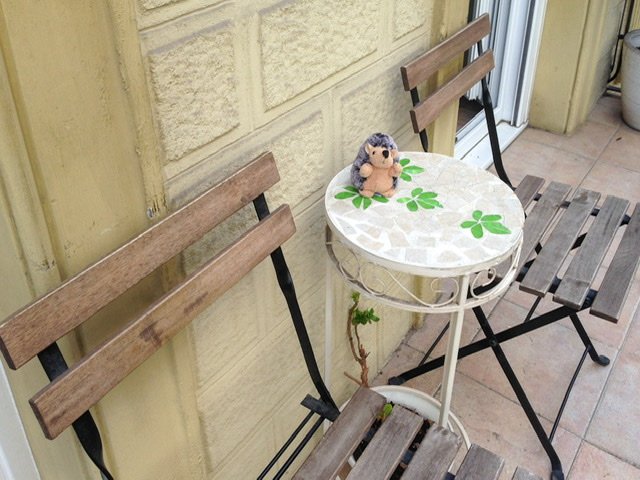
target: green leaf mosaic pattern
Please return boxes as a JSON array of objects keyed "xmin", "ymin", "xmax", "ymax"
[
  {"xmin": 334, "ymin": 185, "xmax": 389, "ymax": 210},
  {"xmin": 397, "ymin": 187, "xmax": 443, "ymax": 212},
  {"xmin": 460, "ymin": 210, "xmax": 512, "ymax": 238},
  {"xmin": 399, "ymin": 158, "xmax": 425, "ymax": 182}
]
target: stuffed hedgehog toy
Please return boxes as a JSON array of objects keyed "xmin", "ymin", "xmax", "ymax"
[{"xmin": 350, "ymin": 132, "xmax": 403, "ymax": 198}]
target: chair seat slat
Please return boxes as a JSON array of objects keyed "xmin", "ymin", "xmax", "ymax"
[
  {"xmin": 591, "ymin": 202, "xmax": 640, "ymax": 322},
  {"xmin": 455, "ymin": 444, "xmax": 504, "ymax": 480},
  {"xmin": 410, "ymin": 51, "xmax": 495, "ymax": 133},
  {"xmin": 0, "ymin": 152, "xmax": 280, "ymax": 370},
  {"xmin": 293, "ymin": 387, "xmax": 386, "ymax": 480},
  {"xmin": 514, "ymin": 175, "xmax": 545, "ymax": 209},
  {"xmin": 401, "ymin": 13, "xmax": 491, "ymax": 90},
  {"xmin": 29, "ymin": 205, "xmax": 295, "ymax": 440},
  {"xmin": 346, "ymin": 405, "xmax": 423, "ymax": 480},
  {"xmin": 521, "ymin": 189, "xmax": 600, "ymax": 296},
  {"xmin": 517, "ymin": 181, "xmax": 572, "ymax": 275},
  {"xmin": 554, "ymin": 196, "xmax": 629, "ymax": 309},
  {"xmin": 401, "ymin": 425, "xmax": 462, "ymax": 480}
]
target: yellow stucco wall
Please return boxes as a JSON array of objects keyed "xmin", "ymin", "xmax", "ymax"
[
  {"xmin": 530, "ymin": 0, "xmax": 626, "ymax": 133},
  {"xmin": 0, "ymin": 1, "xmax": 467, "ymax": 479}
]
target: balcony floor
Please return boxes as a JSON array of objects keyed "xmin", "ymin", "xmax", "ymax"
[{"xmin": 374, "ymin": 94, "xmax": 640, "ymax": 479}]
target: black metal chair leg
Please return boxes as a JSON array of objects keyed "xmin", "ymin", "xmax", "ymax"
[
  {"xmin": 569, "ymin": 313, "xmax": 610, "ymax": 366},
  {"xmin": 473, "ymin": 307, "xmax": 564, "ymax": 480}
]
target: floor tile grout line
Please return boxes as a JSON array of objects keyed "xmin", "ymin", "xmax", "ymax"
[
  {"xmin": 469, "ymin": 295, "xmax": 621, "ymax": 439},
  {"xmin": 581, "ymin": 438, "xmax": 640, "ymax": 471}
]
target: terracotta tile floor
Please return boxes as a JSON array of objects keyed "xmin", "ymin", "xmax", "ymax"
[{"xmin": 375, "ymin": 95, "xmax": 640, "ymax": 479}]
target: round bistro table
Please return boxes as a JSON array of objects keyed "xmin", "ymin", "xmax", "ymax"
[{"xmin": 324, "ymin": 151, "xmax": 525, "ymax": 430}]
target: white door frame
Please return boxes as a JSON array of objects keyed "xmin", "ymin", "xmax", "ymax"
[
  {"xmin": 456, "ymin": 0, "xmax": 548, "ymax": 169},
  {"xmin": 0, "ymin": 363, "xmax": 40, "ymax": 480}
]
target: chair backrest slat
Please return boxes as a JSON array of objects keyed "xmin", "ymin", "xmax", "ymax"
[
  {"xmin": 29, "ymin": 205, "xmax": 296, "ymax": 440},
  {"xmin": 401, "ymin": 13, "xmax": 491, "ymax": 91},
  {"xmin": 410, "ymin": 50, "xmax": 495, "ymax": 133},
  {"xmin": 0, "ymin": 152, "xmax": 279, "ymax": 370}
]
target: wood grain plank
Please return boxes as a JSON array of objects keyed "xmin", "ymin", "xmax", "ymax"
[
  {"xmin": 401, "ymin": 425, "xmax": 462, "ymax": 480},
  {"xmin": 410, "ymin": 51, "xmax": 494, "ymax": 133},
  {"xmin": 554, "ymin": 196, "xmax": 629, "ymax": 309},
  {"xmin": 401, "ymin": 14, "xmax": 490, "ymax": 90},
  {"xmin": 591, "ymin": 202, "xmax": 640, "ymax": 322},
  {"xmin": 0, "ymin": 152, "xmax": 279, "ymax": 370},
  {"xmin": 29, "ymin": 205, "xmax": 295, "ymax": 439},
  {"xmin": 293, "ymin": 387, "xmax": 387, "ymax": 480},
  {"xmin": 455, "ymin": 444, "xmax": 504, "ymax": 480},
  {"xmin": 515, "ymin": 175, "xmax": 545, "ymax": 210},
  {"xmin": 517, "ymin": 182, "xmax": 572, "ymax": 275},
  {"xmin": 512, "ymin": 466, "xmax": 543, "ymax": 480},
  {"xmin": 347, "ymin": 405, "xmax": 423, "ymax": 480},
  {"xmin": 521, "ymin": 189, "xmax": 600, "ymax": 296}
]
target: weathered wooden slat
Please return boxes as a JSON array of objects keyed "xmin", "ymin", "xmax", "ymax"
[
  {"xmin": 554, "ymin": 196, "xmax": 629, "ymax": 309},
  {"xmin": 0, "ymin": 152, "xmax": 280, "ymax": 370},
  {"xmin": 512, "ymin": 466, "xmax": 543, "ymax": 480},
  {"xmin": 521, "ymin": 189, "xmax": 600, "ymax": 296},
  {"xmin": 401, "ymin": 14, "xmax": 490, "ymax": 90},
  {"xmin": 455, "ymin": 444, "xmax": 504, "ymax": 480},
  {"xmin": 410, "ymin": 51, "xmax": 495, "ymax": 133},
  {"xmin": 591, "ymin": 202, "xmax": 640, "ymax": 322},
  {"xmin": 515, "ymin": 175, "xmax": 545, "ymax": 210},
  {"xmin": 401, "ymin": 425, "xmax": 462, "ymax": 480},
  {"xmin": 517, "ymin": 181, "xmax": 573, "ymax": 275},
  {"xmin": 29, "ymin": 206, "xmax": 295, "ymax": 440},
  {"xmin": 347, "ymin": 405, "xmax": 423, "ymax": 480},
  {"xmin": 293, "ymin": 387, "xmax": 387, "ymax": 480}
]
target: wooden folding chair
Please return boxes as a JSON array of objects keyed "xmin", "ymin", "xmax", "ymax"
[
  {"xmin": 0, "ymin": 153, "xmax": 340, "ymax": 478},
  {"xmin": 392, "ymin": 13, "xmax": 640, "ymax": 480}
]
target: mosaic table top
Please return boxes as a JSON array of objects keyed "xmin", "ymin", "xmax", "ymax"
[{"xmin": 325, "ymin": 152, "xmax": 525, "ymax": 277}]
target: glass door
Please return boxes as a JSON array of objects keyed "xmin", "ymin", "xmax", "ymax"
[{"xmin": 456, "ymin": 0, "xmax": 548, "ymax": 168}]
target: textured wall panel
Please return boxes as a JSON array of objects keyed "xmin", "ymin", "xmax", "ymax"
[
  {"xmin": 198, "ymin": 320, "xmax": 310, "ymax": 470},
  {"xmin": 393, "ymin": 0, "xmax": 432, "ymax": 39},
  {"xmin": 260, "ymin": 0, "xmax": 380, "ymax": 108},
  {"xmin": 263, "ymin": 113, "xmax": 327, "ymax": 207},
  {"xmin": 340, "ymin": 67, "xmax": 414, "ymax": 165},
  {"xmin": 145, "ymin": 17, "xmax": 240, "ymax": 161}
]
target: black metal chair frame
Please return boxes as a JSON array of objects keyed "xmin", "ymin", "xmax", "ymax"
[
  {"xmin": 389, "ymin": 19, "xmax": 633, "ymax": 480},
  {"xmin": 253, "ymin": 193, "xmax": 341, "ymax": 479}
]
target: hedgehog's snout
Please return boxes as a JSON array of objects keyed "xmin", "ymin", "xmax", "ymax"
[{"xmin": 383, "ymin": 149, "xmax": 389, "ymax": 159}]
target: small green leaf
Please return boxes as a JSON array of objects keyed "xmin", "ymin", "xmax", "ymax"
[
  {"xmin": 353, "ymin": 196, "xmax": 363, "ymax": 208},
  {"xmin": 461, "ymin": 220, "xmax": 477, "ymax": 228},
  {"xmin": 400, "ymin": 172, "xmax": 411, "ymax": 182},
  {"xmin": 471, "ymin": 224, "xmax": 484, "ymax": 238},
  {"xmin": 362, "ymin": 197, "xmax": 373, "ymax": 210},
  {"xmin": 335, "ymin": 191, "xmax": 357, "ymax": 199},
  {"xmin": 372, "ymin": 195, "xmax": 389, "ymax": 203},
  {"xmin": 411, "ymin": 187, "xmax": 423, "ymax": 197},
  {"xmin": 417, "ymin": 199, "xmax": 435, "ymax": 209},
  {"xmin": 344, "ymin": 185, "xmax": 359, "ymax": 193},
  {"xmin": 418, "ymin": 191, "xmax": 438, "ymax": 200},
  {"xmin": 403, "ymin": 166, "xmax": 424, "ymax": 174},
  {"xmin": 481, "ymin": 214, "xmax": 502, "ymax": 222},
  {"xmin": 397, "ymin": 197, "xmax": 411, "ymax": 203},
  {"xmin": 407, "ymin": 200, "xmax": 419, "ymax": 212},
  {"xmin": 380, "ymin": 403, "xmax": 394, "ymax": 420},
  {"xmin": 483, "ymin": 221, "xmax": 511, "ymax": 234},
  {"xmin": 399, "ymin": 158, "xmax": 410, "ymax": 167},
  {"xmin": 473, "ymin": 210, "xmax": 483, "ymax": 221}
]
